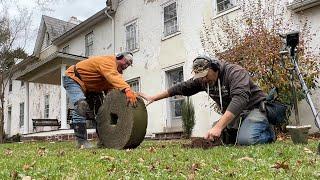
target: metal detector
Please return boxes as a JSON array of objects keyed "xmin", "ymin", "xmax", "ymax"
[{"xmin": 280, "ymin": 32, "xmax": 320, "ymax": 149}]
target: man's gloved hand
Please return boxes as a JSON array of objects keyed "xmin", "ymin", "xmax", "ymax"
[{"xmin": 125, "ymin": 88, "xmax": 137, "ymax": 107}]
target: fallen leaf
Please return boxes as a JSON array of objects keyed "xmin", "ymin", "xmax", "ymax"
[
  {"xmin": 10, "ymin": 170, "xmax": 18, "ymax": 179},
  {"xmin": 100, "ymin": 155, "xmax": 115, "ymax": 161},
  {"xmin": 138, "ymin": 158, "xmax": 145, "ymax": 163},
  {"xmin": 106, "ymin": 164, "xmax": 116, "ymax": 173},
  {"xmin": 165, "ymin": 165, "xmax": 172, "ymax": 172},
  {"xmin": 190, "ymin": 163, "xmax": 201, "ymax": 173},
  {"xmin": 57, "ymin": 150, "xmax": 66, "ymax": 157},
  {"xmin": 22, "ymin": 176, "xmax": 32, "ymax": 180},
  {"xmin": 4, "ymin": 148, "xmax": 13, "ymax": 156},
  {"xmin": 304, "ymin": 147, "xmax": 313, "ymax": 154},
  {"xmin": 148, "ymin": 147, "xmax": 156, "ymax": 153},
  {"xmin": 23, "ymin": 164, "xmax": 31, "ymax": 171},
  {"xmin": 149, "ymin": 164, "xmax": 156, "ymax": 171},
  {"xmin": 238, "ymin": 156, "xmax": 255, "ymax": 163},
  {"xmin": 37, "ymin": 147, "xmax": 47, "ymax": 156},
  {"xmin": 296, "ymin": 160, "xmax": 302, "ymax": 165},
  {"xmin": 271, "ymin": 161, "xmax": 289, "ymax": 170}
]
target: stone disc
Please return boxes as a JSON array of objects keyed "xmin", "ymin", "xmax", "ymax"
[{"xmin": 96, "ymin": 90, "xmax": 148, "ymax": 149}]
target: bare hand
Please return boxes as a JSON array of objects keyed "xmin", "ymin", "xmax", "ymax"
[
  {"xmin": 137, "ymin": 92, "xmax": 155, "ymax": 106},
  {"xmin": 204, "ymin": 126, "xmax": 223, "ymax": 141}
]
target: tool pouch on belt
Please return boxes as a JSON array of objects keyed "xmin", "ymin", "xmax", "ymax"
[{"xmin": 260, "ymin": 100, "xmax": 289, "ymax": 126}]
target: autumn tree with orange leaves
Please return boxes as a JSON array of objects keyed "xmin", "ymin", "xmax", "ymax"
[{"xmin": 201, "ymin": 0, "xmax": 319, "ymax": 105}]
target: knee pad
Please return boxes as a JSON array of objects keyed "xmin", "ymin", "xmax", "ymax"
[{"xmin": 75, "ymin": 99, "xmax": 89, "ymax": 117}]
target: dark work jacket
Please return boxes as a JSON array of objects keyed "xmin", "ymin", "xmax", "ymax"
[{"xmin": 168, "ymin": 61, "xmax": 266, "ymax": 129}]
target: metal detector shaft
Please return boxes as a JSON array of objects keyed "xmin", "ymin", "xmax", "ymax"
[{"xmin": 293, "ymin": 58, "xmax": 320, "ymax": 128}]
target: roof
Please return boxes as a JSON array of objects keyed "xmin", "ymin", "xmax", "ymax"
[
  {"xmin": 33, "ymin": 15, "xmax": 77, "ymax": 56},
  {"xmin": 52, "ymin": 7, "xmax": 110, "ymax": 46},
  {"xmin": 42, "ymin": 15, "xmax": 77, "ymax": 40}
]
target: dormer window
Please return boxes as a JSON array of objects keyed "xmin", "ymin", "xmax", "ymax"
[{"xmin": 46, "ymin": 32, "xmax": 50, "ymax": 47}]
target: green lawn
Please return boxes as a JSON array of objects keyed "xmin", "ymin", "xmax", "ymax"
[{"xmin": 1, "ymin": 139, "xmax": 319, "ymax": 179}]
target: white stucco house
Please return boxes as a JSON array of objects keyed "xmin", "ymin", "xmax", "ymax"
[{"xmin": 3, "ymin": 0, "xmax": 320, "ymax": 140}]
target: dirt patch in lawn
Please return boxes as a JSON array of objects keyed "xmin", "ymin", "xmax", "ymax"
[{"xmin": 182, "ymin": 137, "xmax": 223, "ymax": 149}]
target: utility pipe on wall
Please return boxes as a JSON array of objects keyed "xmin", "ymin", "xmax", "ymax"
[{"xmin": 104, "ymin": 8, "xmax": 115, "ymax": 54}]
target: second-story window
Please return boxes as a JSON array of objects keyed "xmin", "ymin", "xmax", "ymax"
[
  {"xmin": 44, "ymin": 94, "xmax": 49, "ymax": 118},
  {"xmin": 216, "ymin": 0, "xmax": 235, "ymax": 13},
  {"xmin": 163, "ymin": 1, "xmax": 178, "ymax": 37},
  {"xmin": 85, "ymin": 32, "xmax": 94, "ymax": 57},
  {"xmin": 126, "ymin": 21, "xmax": 138, "ymax": 52},
  {"xmin": 21, "ymin": 81, "xmax": 24, "ymax": 87},
  {"xmin": 62, "ymin": 45, "xmax": 70, "ymax": 53}
]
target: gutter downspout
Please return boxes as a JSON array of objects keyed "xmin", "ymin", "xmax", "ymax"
[{"xmin": 104, "ymin": 8, "xmax": 115, "ymax": 54}]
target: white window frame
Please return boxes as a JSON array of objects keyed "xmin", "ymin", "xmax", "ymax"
[
  {"xmin": 44, "ymin": 94, "xmax": 49, "ymax": 118},
  {"xmin": 19, "ymin": 102, "xmax": 24, "ymax": 127},
  {"xmin": 127, "ymin": 77, "xmax": 140, "ymax": 92},
  {"xmin": 161, "ymin": 0, "xmax": 180, "ymax": 39},
  {"xmin": 85, "ymin": 31, "xmax": 94, "ymax": 57},
  {"xmin": 213, "ymin": 0, "xmax": 239, "ymax": 18},
  {"xmin": 125, "ymin": 20, "xmax": 139, "ymax": 52}
]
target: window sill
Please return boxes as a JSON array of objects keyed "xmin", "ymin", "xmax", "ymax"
[
  {"xmin": 213, "ymin": 6, "xmax": 241, "ymax": 19},
  {"xmin": 161, "ymin": 31, "xmax": 181, "ymax": 41}
]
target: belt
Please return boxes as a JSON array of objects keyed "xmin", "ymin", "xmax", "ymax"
[{"xmin": 74, "ymin": 65, "xmax": 82, "ymax": 81}]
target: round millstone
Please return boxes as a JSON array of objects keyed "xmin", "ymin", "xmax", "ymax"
[{"xmin": 96, "ymin": 90, "xmax": 148, "ymax": 149}]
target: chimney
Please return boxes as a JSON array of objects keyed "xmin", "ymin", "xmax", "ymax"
[{"xmin": 68, "ymin": 16, "xmax": 81, "ymax": 24}]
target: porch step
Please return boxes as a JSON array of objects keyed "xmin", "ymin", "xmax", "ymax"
[
  {"xmin": 22, "ymin": 129, "xmax": 98, "ymax": 142},
  {"xmin": 153, "ymin": 131, "xmax": 184, "ymax": 140}
]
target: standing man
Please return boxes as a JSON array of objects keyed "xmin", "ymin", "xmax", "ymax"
[
  {"xmin": 140, "ymin": 55, "xmax": 275, "ymax": 145},
  {"xmin": 63, "ymin": 52, "xmax": 137, "ymax": 148}
]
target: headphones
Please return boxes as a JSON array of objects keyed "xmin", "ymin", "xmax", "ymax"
[
  {"xmin": 116, "ymin": 51, "xmax": 133, "ymax": 60},
  {"xmin": 193, "ymin": 55, "xmax": 220, "ymax": 72}
]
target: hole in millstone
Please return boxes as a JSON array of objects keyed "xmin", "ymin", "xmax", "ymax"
[{"xmin": 110, "ymin": 113, "xmax": 118, "ymax": 125}]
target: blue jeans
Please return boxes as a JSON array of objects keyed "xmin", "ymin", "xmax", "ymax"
[
  {"xmin": 237, "ymin": 109, "xmax": 275, "ymax": 145},
  {"xmin": 62, "ymin": 76, "xmax": 86, "ymax": 124}
]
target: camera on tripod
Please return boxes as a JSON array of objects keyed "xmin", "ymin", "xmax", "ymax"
[
  {"xmin": 286, "ymin": 32, "xmax": 299, "ymax": 48},
  {"xmin": 281, "ymin": 31, "xmax": 299, "ymax": 57}
]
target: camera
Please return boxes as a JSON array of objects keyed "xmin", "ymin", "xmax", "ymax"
[{"xmin": 286, "ymin": 31, "xmax": 299, "ymax": 48}]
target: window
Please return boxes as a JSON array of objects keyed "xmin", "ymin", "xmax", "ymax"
[
  {"xmin": 7, "ymin": 106, "xmax": 12, "ymax": 133},
  {"xmin": 85, "ymin": 32, "xmax": 94, "ymax": 57},
  {"xmin": 44, "ymin": 94, "xmax": 49, "ymax": 118},
  {"xmin": 216, "ymin": 0, "xmax": 235, "ymax": 13},
  {"xmin": 125, "ymin": 22, "xmax": 138, "ymax": 51},
  {"xmin": 9, "ymin": 80, "xmax": 12, "ymax": 92},
  {"xmin": 46, "ymin": 32, "xmax": 50, "ymax": 47},
  {"xmin": 21, "ymin": 81, "xmax": 24, "ymax": 87},
  {"xmin": 127, "ymin": 78, "xmax": 140, "ymax": 92},
  {"xmin": 62, "ymin": 45, "xmax": 70, "ymax": 53},
  {"xmin": 163, "ymin": 1, "xmax": 178, "ymax": 37},
  {"xmin": 19, "ymin": 102, "xmax": 24, "ymax": 127},
  {"xmin": 167, "ymin": 68, "xmax": 184, "ymax": 119}
]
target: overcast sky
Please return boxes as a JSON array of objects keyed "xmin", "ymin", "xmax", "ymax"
[{"xmin": 2, "ymin": 0, "xmax": 105, "ymax": 54}]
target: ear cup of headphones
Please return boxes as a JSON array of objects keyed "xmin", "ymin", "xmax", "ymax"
[
  {"xmin": 116, "ymin": 51, "xmax": 133, "ymax": 60},
  {"xmin": 116, "ymin": 54, "xmax": 124, "ymax": 60}
]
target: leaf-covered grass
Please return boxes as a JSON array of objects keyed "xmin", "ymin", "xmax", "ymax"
[{"xmin": 1, "ymin": 139, "xmax": 319, "ymax": 179}]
